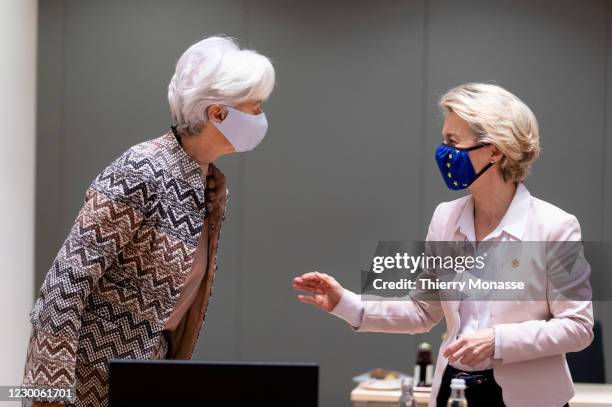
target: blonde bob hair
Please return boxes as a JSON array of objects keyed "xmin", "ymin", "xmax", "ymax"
[{"xmin": 439, "ymin": 82, "xmax": 540, "ymax": 183}]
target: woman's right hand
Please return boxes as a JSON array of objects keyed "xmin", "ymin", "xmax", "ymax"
[{"xmin": 292, "ymin": 271, "xmax": 344, "ymax": 312}]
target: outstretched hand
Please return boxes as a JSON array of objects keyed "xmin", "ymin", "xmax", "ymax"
[{"xmin": 292, "ymin": 271, "xmax": 344, "ymax": 312}]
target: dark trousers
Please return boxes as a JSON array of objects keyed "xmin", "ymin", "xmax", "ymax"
[{"xmin": 436, "ymin": 365, "xmax": 570, "ymax": 407}]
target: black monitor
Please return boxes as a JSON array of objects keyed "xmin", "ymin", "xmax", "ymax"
[{"xmin": 108, "ymin": 359, "xmax": 319, "ymax": 407}]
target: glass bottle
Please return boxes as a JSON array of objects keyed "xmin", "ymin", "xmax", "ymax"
[
  {"xmin": 447, "ymin": 378, "xmax": 468, "ymax": 407},
  {"xmin": 398, "ymin": 377, "xmax": 416, "ymax": 407}
]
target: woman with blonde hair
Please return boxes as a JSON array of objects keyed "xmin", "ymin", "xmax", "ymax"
[{"xmin": 294, "ymin": 83, "xmax": 593, "ymax": 407}]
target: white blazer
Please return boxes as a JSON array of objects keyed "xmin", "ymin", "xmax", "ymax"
[{"xmin": 335, "ymin": 182, "xmax": 593, "ymax": 407}]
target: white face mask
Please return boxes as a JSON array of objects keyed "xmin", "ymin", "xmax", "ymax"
[{"xmin": 210, "ymin": 105, "xmax": 268, "ymax": 152}]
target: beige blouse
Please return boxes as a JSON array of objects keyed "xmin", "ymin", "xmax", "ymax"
[{"xmin": 163, "ymin": 163, "xmax": 210, "ymax": 331}]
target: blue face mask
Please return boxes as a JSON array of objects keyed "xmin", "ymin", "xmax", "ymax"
[{"xmin": 434, "ymin": 143, "xmax": 494, "ymax": 190}]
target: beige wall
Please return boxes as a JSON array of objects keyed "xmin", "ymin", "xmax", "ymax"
[{"xmin": 0, "ymin": 0, "xmax": 38, "ymax": 405}]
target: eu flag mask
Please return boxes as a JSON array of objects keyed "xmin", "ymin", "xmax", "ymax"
[{"xmin": 434, "ymin": 143, "xmax": 494, "ymax": 190}]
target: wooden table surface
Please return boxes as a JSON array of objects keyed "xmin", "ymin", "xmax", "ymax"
[{"xmin": 351, "ymin": 383, "xmax": 612, "ymax": 407}]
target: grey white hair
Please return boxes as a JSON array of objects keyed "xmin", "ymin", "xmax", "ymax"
[{"xmin": 168, "ymin": 35, "xmax": 275, "ymax": 136}]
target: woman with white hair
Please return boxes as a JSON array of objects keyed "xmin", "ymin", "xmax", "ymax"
[
  {"xmin": 294, "ymin": 83, "xmax": 593, "ymax": 407},
  {"xmin": 22, "ymin": 35, "xmax": 275, "ymax": 407}
]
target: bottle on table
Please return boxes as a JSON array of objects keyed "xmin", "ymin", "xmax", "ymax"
[
  {"xmin": 414, "ymin": 342, "xmax": 434, "ymax": 386},
  {"xmin": 447, "ymin": 378, "xmax": 468, "ymax": 407},
  {"xmin": 398, "ymin": 377, "xmax": 416, "ymax": 407}
]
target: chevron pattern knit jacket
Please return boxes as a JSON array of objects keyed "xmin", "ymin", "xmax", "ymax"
[{"xmin": 20, "ymin": 131, "xmax": 229, "ymax": 406}]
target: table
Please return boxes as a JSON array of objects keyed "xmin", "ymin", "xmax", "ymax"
[{"xmin": 351, "ymin": 383, "xmax": 612, "ymax": 407}]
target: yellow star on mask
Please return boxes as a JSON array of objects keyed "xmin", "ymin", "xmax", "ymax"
[
  {"xmin": 446, "ymin": 162, "xmax": 451, "ymax": 168},
  {"xmin": 453, "ymin": 181, "xmax": 458, "ymax": 186},
  {"xmin": 448, "ymin": 153, "xmax": 452, "ymax": 159},
  {"xmin": 447, "ymin": 172, "xmax": 452, "ymax": 178}
]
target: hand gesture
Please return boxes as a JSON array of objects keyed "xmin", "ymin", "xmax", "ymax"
[{"xmin": 293, "ymin": 271, "xmax": 343, "ymax": 312}]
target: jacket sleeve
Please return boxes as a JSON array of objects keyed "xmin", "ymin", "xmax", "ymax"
[
  {"xmin": 494, "ymin": 214, "xmax": 594, "ymax": 364},
  {"xmin": 351, "ymin": 203, "xmax": 446, "ymax": 334},
  {"xmin": 20, "ymin": 152, "xmax": 148, "ymax": 404}
]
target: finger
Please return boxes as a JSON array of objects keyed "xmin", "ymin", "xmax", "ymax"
[
  {"xmin": 303, "ymin": 271, "xmax": 330, "ymax": 291},
  {"xmin": 461, "ymin": 353, "xmax": 476, "ymax": 365},
  {"xmin": 320, "ymin": 273, "xmax": 337, "ymax": 287},
  {"xmin": 455, "ymin": 345, "xmax": 473, "ymax": 363},
  {"xmin": 294, "ymin": 275, "xmax": 316, "ymax": 284},
  {"xmin": 459, "ymin": 348, "xmax": 476, "ymax": 365},
  {"xmin": 314, "ymin": 271, "xmax": 329, "ymax": 282},
  {"xmin": 293, "ymin": 280, "xmax": 325, "ymax": 294},
  {"xmin": 461, "ymin": 344, "xmax": 485, "ymax": 365},
  {"xmin": 313, "ymin": 272, "xmax": 333, "ymax": 288},
  {"xmin": 463, "ymin": 355, "xmax": 481, "ymax": 367},
  {"xmin": 447, "ymin": 344, "xmax": 469, "ymax": 363},
  {"xmin": 292, "ymin": 283, "xmax": 315, "ymax": 294},
  {"xmin": 293, "ymin": 273, "xmax": 314, "ymax": 283},
  {"xmin": 293, "ymin": 277, "xmax": 322, "ymax": 288},
  {"xmin": 321, "ymin": 272, "xmax": 335, "ymax": 281},
  {"xmin": 297, "ymin": 294, "xmax": 325, "ymax": 309},
  {"xmin": 292, "ymin": 279, "xmax": 311, "ymax": 289},
  {"xmin": 294, "ymin": 278, "xmax": 307, "ymax": 288},
  {"xmin": 464, "ymin": 346, "xmax": 488, "ymax": 366},
  {"xmin": 443, "ymin": 338, "xmax": 465, "ymax": 357},
  {"xmin": 293, "ymin": 285, "xmax": 325, "ymax": 296},
  {"xmin": 297, "ymin": 294, "xmax": 318, "ymax": 304},
  {"xmin": 300, "ymin": 271, "xmax": 325, "ymax": 284}
]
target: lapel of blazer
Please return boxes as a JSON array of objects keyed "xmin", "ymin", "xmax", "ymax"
[
  {"xmin": 144, "ymin": 131, "xmax": 229, "ymax": 232},
  {"xmin": 150, "ymin": 131, "xmax": 208, "ymax": 192},
  {"xmin": 155, "ymin": 130, "xmax": 229, "ymax": 220},
  {"xmin": 147, "ymin": 131, "xmax": 229, "ymax": 359}
]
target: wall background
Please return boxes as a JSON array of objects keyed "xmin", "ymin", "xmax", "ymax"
[
  {"xmin": 1, "ymin": 1, "xmax": 37, "ymax": 405},
  {"xmin": 34, "ymin": 1, "xmax": 612, "ymax": 406}
]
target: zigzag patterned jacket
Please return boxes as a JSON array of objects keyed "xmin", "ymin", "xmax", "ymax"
[{"xmin": 21, "ymin": 131, "xmax": 229, "ymax": 406}]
